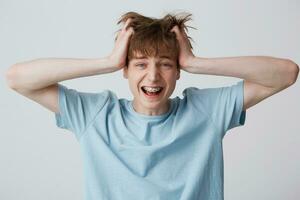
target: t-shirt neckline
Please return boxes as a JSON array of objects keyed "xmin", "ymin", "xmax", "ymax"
[{"xmin": 128, "ymin": 99, "xmax": 174, "ymax": 120}]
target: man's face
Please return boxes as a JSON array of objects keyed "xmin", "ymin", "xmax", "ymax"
[{"xmin": 123, "ymin": 52, "xmax": 180, "ymax": 114}]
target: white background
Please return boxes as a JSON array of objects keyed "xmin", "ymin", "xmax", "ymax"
[{"xmin": 1, "ymin": 0, "xmax": 299, "ymax": 199}]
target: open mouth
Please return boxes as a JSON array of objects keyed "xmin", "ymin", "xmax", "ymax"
[{"xmin": 141, "ymin": 86, "xmax": 164, "ymax": 97}]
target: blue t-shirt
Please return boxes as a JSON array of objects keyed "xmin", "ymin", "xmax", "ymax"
[{"xmin": 55, "ymin": 81, "xmax": 246, "ymax": 200}]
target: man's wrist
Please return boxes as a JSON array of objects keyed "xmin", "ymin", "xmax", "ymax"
[{"xmin": 182, "ymin": 56, "xmax": 205, "ymax": 74}]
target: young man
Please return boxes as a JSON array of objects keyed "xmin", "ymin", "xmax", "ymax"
[{"xmin": 6, "ymin": 12, "xmax": 299, "ymax": 200}]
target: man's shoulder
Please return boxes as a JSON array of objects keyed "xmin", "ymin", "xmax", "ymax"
[{"xmin": 182, "ymin": 86, "xmax": 221, "ymax": 99}]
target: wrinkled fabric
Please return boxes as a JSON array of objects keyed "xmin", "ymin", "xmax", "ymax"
[{"xmin": 55, "ymin": 81, "xmax": 246, "ymax": 200}]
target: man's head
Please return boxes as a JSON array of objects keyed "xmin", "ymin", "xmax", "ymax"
[
  {"xmin": 116, "ymin": 11, "xmax": 195, "ymax": 115},
  {"xmin": 116, "ymin": 11, "xmax": 194, "ymax": 68}
]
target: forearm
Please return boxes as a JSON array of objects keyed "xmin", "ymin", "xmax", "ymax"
[
  {"xmin": 186, "ymin": 56, "xmax": 299, "ymax": 88},
  {"xmin": 6, "ymin": 57, "xmax": 116, "ymax": 90}
]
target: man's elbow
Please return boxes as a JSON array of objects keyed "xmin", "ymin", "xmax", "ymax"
[
  {"xmin": 5, "ymin": 65, "xmax": 19, "ymax": 89},
  {"xmin": 285, "ymin": 60, "xmax": 299, "ymax": 87}
]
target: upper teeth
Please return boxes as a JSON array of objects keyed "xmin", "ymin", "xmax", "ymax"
[{"xmin": 143, "ymin": 86, "xmax": 162, "ymax": 92}]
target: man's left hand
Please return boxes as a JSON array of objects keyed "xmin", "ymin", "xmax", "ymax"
[{"xmin": 170, "ymin": 25, "xmax": 196, "ymax": 72}]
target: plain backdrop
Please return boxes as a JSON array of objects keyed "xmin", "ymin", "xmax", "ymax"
[{"xmin": 1, "ymin": 0, "xmax": 299, "ymax": 199}]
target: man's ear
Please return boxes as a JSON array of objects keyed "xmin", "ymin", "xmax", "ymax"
[{"xmin": 123, "ymin": 66, "xmax": 128, "ymax": 79}]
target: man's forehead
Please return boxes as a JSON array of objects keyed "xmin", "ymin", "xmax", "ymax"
[{"xmin": 132, "ymin": 52, "xmax": 175, "ymax": 60}]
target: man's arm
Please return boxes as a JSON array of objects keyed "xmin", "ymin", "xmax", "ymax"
[
  {"xmin": 5, "ymin": 57, "xmax": 117, "ymax": 91},
  {"xmin": 5, "ymin": 57, "xmax": 121, "ymax": 114},
  {"xmin": 5, "ymin": 57, "xmax": 118, "ymax": 114},
  {"xmin": 185, "ymin": 56, "xmax": 299, "ymax": 110},
  {"xmin": 170, "ymin": 25, "xmax": 299, "ymax": 111},
  {"xmin": 5, "ymin": 18, "xmax": 134, "ymax": 113}
]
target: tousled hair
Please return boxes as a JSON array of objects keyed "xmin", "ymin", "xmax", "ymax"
[{"xmin": 115, "ymin": 11, "xmax": 196, "ymax": 68}]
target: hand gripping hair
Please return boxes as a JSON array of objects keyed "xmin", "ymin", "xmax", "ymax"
[{"xmin": 115, "ymin": 11, "xmax": 197, "ymax": 68}]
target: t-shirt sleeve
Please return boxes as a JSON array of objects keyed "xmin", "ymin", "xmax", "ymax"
[
  {"xmin": 185, "ymin": 80, "xmax": 246, "ymax": 137},
  {"xmin": 54, "ymin": 84, "xmax": 110, "ymax": 140}
]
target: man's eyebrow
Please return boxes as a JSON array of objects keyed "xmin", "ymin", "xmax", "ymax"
[
  {"xmin": 133, "ymin": 55, "xmax": 173, "ymax": 60},
  {"xmin": 159, "ymin": 55, "xmax": 173, "ymax": 59}
]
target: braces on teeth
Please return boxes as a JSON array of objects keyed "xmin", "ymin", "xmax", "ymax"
[{"xmin": 143, "ymin": 87, "xmax": 162, "ymax": 92}]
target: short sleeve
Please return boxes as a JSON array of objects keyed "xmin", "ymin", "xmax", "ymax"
[
  {"xmin": 184, "ymin": 80, "xmax": 246, "ymax": 137},
  {"xmin": 54, "ymin": 84, "xmax": 110, "ymax": 140}
]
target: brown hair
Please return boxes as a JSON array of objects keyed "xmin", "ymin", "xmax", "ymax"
[{"xmin": 115, "ymin": 11, "xmax": 196, "ymax": 68}]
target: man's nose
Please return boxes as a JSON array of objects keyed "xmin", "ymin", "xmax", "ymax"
[{"xmin": 147, "ymin": 65, "xmax": 160, "ymax": 81}]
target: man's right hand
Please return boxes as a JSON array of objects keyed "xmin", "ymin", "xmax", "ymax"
[{"xmin": 108, "ymin": 18, "xmax": 135, "ymax": 70}]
